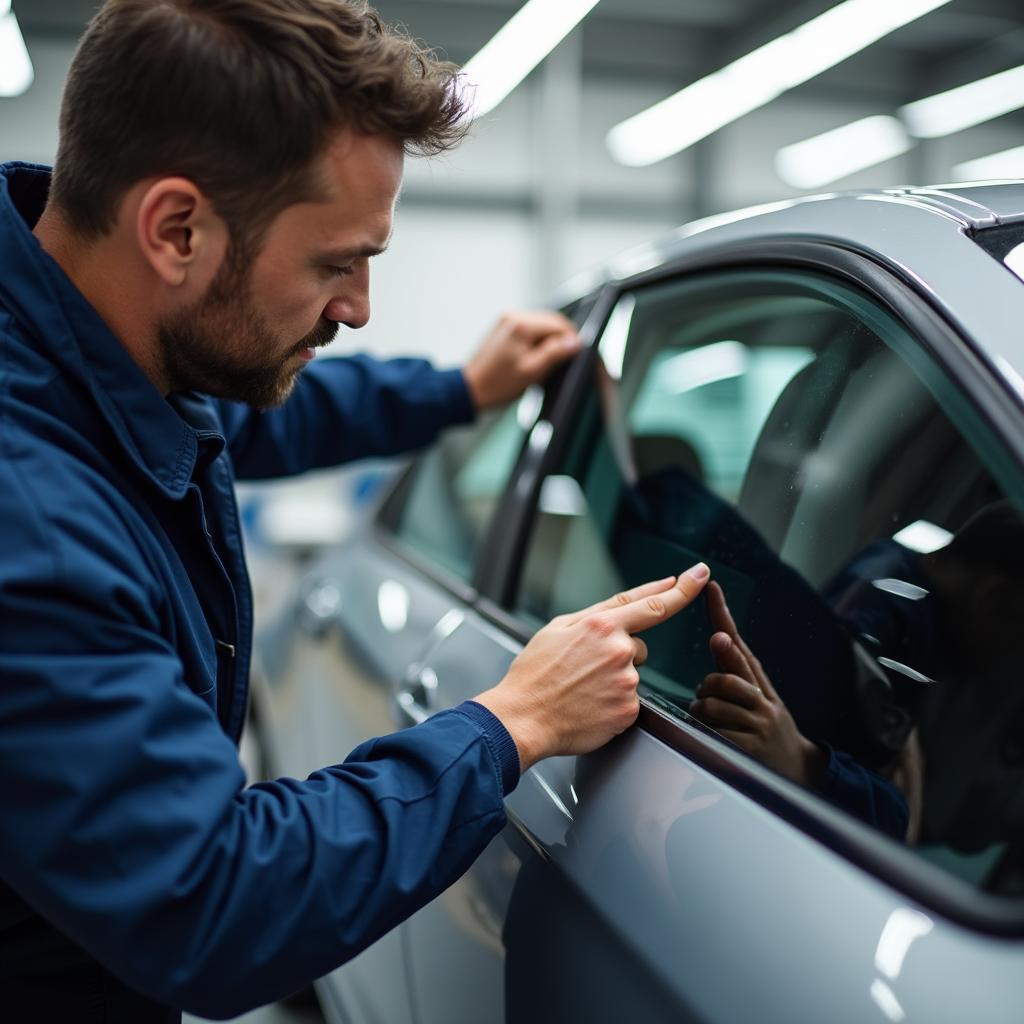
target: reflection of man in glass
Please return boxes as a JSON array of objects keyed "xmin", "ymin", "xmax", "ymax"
[{"xmin": 691, "ymin": 502, "xmax": 1024, "ymax": 848}]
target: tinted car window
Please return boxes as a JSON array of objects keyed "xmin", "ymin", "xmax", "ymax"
[
  {"xmin": 515, "ymin": 268, "xmax": 1024, "ymax": 893},
  {"xmin": 388, "ymin": 394, "xmax": 538, "ymax": 582},
  {"xmin": 384, "ymin": 299, "xmax": 594, "ymax": 584}
]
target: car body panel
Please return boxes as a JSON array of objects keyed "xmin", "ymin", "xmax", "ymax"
[
  {"xmin": 393, "ymin": 605, "xmax": 1024, "ymax": 1024},
  {"xmin": 255, "ymin": 185, "xmax": 1024, "ymax": 1023},
  {"xmin": 255, "ymin": 537, "xmax": 462, "ymax": 1024}
]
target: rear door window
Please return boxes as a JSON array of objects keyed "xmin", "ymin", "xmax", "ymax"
[
  {"xmin": 385, "ymin": 393, "xmax": 539, "ymax": 584},
  {"xmin": 380, "ymin": 295, "xmax": 599, "ymax": 586}
]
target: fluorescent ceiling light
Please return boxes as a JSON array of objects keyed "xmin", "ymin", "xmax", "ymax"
[
  {"xmin": 777, "ymin": 63, "xmax": 1024, "ymax": 188},
  {"xmin": 1004, "ymin": 244, "xmax": 1024, "ymax": 286},
  {"xmin": 516, "ymin": 384, "xmax": 544, "ymax": 431},
  {"xmin": 607, "ymin": 0, "xmax": 950, "ymax": 167},
  {"xmin": 659, "ymin": 341, "xmax": 748, "ymax": 395},
  {"xmin": 463, "ymin": 0, "xmax": 600, "ymax": 120},
  {"xmin": 875, "ymin": 908, "xmax": 934, "ymax": 980},
  {"xmin": 539, "ymin": 475, "xmax": 587, "ymax": 517},
  {"xmin": 892, "ymin": 519, "xmax": 952, "ymax": 553},
  {"xmin": 598, "ymin": 294, "xmax": 636, "ymax": 380},
  {"xmin": 376, "ymin": 580, "xmax": 409, "ymax": 634},
  {"xmin": 776, "ymin": 115, "xmax": 911, "ymax": 189},
  {"xmin": 951, "ymin": 144, "xmax": 1024, "ymax": 182},
  {"xmin": 901, "ymin": 63, "xmax": 1024, "ymax": 138},
  {"xmin": 0, "ymin": 5, "xmax": 33, "ymax": 98}
]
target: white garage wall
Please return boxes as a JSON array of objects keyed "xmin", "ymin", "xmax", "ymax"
[{"xmin": 345, "ymin": 206, "xmax": 534, "ymax": 363}]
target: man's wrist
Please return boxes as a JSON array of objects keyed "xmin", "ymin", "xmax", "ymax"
[
  {"xmin": 798, "ymin": 737, "xmax": 828, "ymax": 789},
  {"xmin": 471, "ymin": 686, "xmax": 548, "ymax": 773},
  {"xmin": 461, "ymin": 363, "xmax": 487, "ymax": 412}
]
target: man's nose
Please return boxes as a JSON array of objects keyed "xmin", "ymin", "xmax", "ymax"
[{"xmin": 325, "ymin": 284, "xmax": 370, "ymax": 330}]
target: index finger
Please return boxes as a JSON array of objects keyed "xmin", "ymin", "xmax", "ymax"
[
  {"xmin": 563, "ymin": 575, "xmax": 679, "ymax": 626},
  {"xmin": 706, "ymin": 582, "xmax": 776, "ymax": 698},
  {"xmin": 706, "ymin": 580, "xmax": 739, "ymax": 637},
  {"xmin": 606, "ymin": 563, "xmax": 710, "ymax": 635}
]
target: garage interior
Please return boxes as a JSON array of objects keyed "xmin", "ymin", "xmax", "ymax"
[{"xmin": 3, "ymin": 2, "xmax": 1024, "ymax": 1021}]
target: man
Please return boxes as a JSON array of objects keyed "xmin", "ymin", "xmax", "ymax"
[{"xmin": 0, "ymin": 1, "xmax": 709, "ymax": 1020}]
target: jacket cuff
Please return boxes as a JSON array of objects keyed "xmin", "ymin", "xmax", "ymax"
[
  {"xmin": 436, "ymin": 367, "xmax": 477, "ymax": 426},
  {"xmin": 817, "ymin": 743, "xmax": 842, "ymax": 791},
  {"xmin": 454, "ymin": 700, "xmax": 521, "ymax": 796}
]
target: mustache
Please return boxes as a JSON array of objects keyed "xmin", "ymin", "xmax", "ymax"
[{"xmin": 293, "ymin": 318, "xmax": 338, "ymax": 355}]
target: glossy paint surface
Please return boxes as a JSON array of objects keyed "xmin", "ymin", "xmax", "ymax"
[{"xmin": 257, "ymin": 185, "xmax": 1024, "ymax": 1023}]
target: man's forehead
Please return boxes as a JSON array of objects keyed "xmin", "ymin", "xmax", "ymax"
[
  {"xmin": 319, "ymin": 129, "xmax": 404, "ymax": 195},
  {"xmin": 299, "ymin": 130, "xmax": 402, "ymax": 247}
]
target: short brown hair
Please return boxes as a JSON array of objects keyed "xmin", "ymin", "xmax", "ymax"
[{"xmin": 50, "ymin": 0, "xmax": 467, "ymax": 247}]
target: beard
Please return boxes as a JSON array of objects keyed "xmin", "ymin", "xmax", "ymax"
[{"xmin": 157, "ymin": 252, "xmax": 337, "ymax": 410}]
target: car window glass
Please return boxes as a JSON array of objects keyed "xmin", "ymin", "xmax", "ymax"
[
  {"xmin": 390, "ymin": 389, "xmax": 539, "ymax": 582},
  {"xmin": 515, "ymin": 269, "xmax": 1024, "ymax": 895}
]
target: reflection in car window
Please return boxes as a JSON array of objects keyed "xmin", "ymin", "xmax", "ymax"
[{"xmin": 515, "ymin": 269, "xmax": 1024, "ymax": 896}]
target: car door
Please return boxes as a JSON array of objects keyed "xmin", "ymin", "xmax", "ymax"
[
  {"xmin": 251, "ymin": 391, "xmax": 553, "ymax": 1024},
  {"xmin": 397, "ymin": 255, "xmax": 1024, "ymax": 1023}
]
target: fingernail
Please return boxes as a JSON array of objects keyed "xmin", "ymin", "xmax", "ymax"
[
  {"xmin": 685, "ymin": 562, "xmax": 710, "ymax": 581},
  {"xmin": 563, "ymin": 334, "xmax": 582, "ymax": 349}
]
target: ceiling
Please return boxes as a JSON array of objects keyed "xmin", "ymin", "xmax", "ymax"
[{"xmin": 14, "ymin": 0, "xmax": 1024, "ymax": 109}]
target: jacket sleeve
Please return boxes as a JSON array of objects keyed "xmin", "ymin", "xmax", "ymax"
[
  {"xmin": 0, "ymin": 501, "xmax": 517, "ymax": 1019},
  {"xmin": 817, "ymin": 745, "xmax": 909, "ymax": 841},
  {"xmin": 214, "ymin": 354, "xmax": 476, "ymax": 480}
]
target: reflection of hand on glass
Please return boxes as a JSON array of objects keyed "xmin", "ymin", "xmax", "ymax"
[{"xmin": 690, "ymin": 582, "xmax": 827, "ymax": 789}]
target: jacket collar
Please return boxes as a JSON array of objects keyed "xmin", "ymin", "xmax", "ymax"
[{"xmin": 0, "ymin": 162, "xmax": 207, "ymax": 498}]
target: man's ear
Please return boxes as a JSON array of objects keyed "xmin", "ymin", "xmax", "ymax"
[{"xmin": 136, "ymin": 178, "xmax": 227, "ymax": 288}]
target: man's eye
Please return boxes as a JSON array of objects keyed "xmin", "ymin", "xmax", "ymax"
[{"xmin": 328, "ymin": 265, "xmax": 354, "ymax": 278}]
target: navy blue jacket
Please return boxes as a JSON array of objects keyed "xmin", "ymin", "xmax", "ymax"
[{"xmin": 0, "ymin": 163, "xmax": 520, "ymax": 1021}]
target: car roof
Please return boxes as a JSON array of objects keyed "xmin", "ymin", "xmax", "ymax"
[{"xmin": 558, "ymin": 182, "xmax": 1024, "ymax": 405}]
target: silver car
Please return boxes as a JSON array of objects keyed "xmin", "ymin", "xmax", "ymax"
[{"xmin": 251, "ymin": 184, "xmax": 1024, "ymax": 1024}]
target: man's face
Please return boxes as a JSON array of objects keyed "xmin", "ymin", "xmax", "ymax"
[{"xmin": 158, "ymin": 130, "xmax": 403, "ymax": 408}]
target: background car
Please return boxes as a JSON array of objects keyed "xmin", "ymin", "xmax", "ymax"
[{"xmin": 250, "ymin": 183, "xmax": 1024, "ymax": 1024}]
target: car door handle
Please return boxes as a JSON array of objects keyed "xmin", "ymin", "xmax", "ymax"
[{"xmin": 394, "ymin": 665, "xmax": 438, "ymax": 727}]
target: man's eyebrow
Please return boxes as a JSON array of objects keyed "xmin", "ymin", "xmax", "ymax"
[{"xmin": 314, "ymin": 240, "xmax": 391, "ymax": 262}]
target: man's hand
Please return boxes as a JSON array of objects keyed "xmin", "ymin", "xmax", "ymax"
[
  {"xmin": 474, "ymin": 565, "xmax": 710, "ymax": 772},
  {"xmin": 689, "ymin": 582, "xmax": 826, "ymax": 788},
  {"xmin": 463, "ymin": 311, "xmax": 581, "ymax": 411}
]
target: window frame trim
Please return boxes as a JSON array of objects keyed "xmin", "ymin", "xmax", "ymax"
[{"xmin": 373, "ymin": 290, "xmax": 608, "ymax": 603}]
